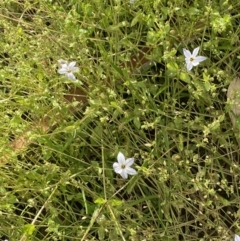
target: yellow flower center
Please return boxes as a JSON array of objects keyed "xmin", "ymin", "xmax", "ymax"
[
  {"xmin": 121, "ymin": 164, "xmax": 126, "ymax": 169},
  {"xmin": 190, "ymin": 57, "xmax": 194, "ymax": 62}
]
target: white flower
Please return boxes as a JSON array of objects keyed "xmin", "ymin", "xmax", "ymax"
[
  {"xmin": 183, "ymin": 46, "xmax": 207, "ymax": 71},
  {"xmin": 113, "ymin": 152, "xmax": 137, "ymax": 179},
  {"xmin": 235, "ymin": 234, "xmax": 240, "ymax": 241},
  {"xmin": 57, "ymin": 60, "xmax": 79, "ymax": 80}
]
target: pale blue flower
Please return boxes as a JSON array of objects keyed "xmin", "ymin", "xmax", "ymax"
[
  {"xmin": 58, "ymin": 60, "xmax": 79, "ymax": 80},
  {"xmin": 113, "ymin": 152, "xmax": 137, "ymax": 179},
  {"xmin": 183, "ymin": 46, "xmax": 207, "ymax": 71}
]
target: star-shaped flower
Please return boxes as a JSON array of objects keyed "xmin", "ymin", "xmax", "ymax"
[
  {"xmin": 235, "ymin": 234, "xmax": 240, "ymax": 241},
  {"xmin": 57, "ymin": 60, "xmax": 79, "ymax": 80},
  {"xmin": 183, "ymin": 46, "xmax": 207, "ymax": 71},
  {"xmin": 113, "ymin": 152, "xmax": 137, "ymax": 179}
]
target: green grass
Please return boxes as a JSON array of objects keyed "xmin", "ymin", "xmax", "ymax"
[{"xmin": 1, "ymin": 0, "xmax": 240, "ymax": 240}]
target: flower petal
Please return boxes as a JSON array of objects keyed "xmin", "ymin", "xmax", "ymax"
[
  {"xmin": 125, "ymin": 158, "xmax": 134, "ymax": 167},
  {"xmin": 60, "ymin": 63, "xmax": 68, "ymax": 68},
  {"xmin": 235, "ymin": 235, "xmax": 240, "ymax": 241},
  {"xmin": 69, "ymin": 61, "xmax": 76, "ymax": 68},
  {"xmin": 126, "ymin": 167, "xmax": 137, "ymax": 176},
  {"xmin": 191, "ymin": 61, "xmax": 200, "ymax": 66},
  {"xmin": 187, "ymin": 62, "xmax": 193, "ymax": 71},
  {"xmin": 113, "ymin": 163, "xmax": 122, "ymax": 173},
  {"xmin": 192, "ymin": 47, "xmax": 200, "ymax": 57},
  {"xmin": 71, "ymin": 67, "xmax": 79, "ymax": 72},
  {"xmin": 66, "ymin": 73, "xmax": 76, "ymax": 80},
  {"xmin": 120, "ymin": 170, "xmax": 128, "ymax": 179},
  {"xmin": 117, "ymin": 152, "xmax": 125, "ymax": 165},
  {"xmin": 194, "ymin": 56, "xmax": 207, "ymax": 63},
  {"xmin": 113, "ymin": 162, "xmax": 120, "ymax": 169},
  {"xmin": 58, "ymin": 59, "xmax": 68, "ymax": 66},
  {"xmin": 183, "ymin": 48, "xmax": 191, "ymax": 58},
  {"xmin": 58, "ymin": 68, "xmax": 67, "ymax": 74}
]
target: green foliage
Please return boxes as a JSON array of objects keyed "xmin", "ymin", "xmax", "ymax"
[{"xmin": 1, "ymin": 0, "xmax": 240, "ymax": 240}]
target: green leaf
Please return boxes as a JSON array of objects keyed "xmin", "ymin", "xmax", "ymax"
[
  {"xmin": 131, "ymin": 12, "xmax": 144, "ymax": 27},
  {"xmin": 98, "ymin": 226, "xmax": 105, "ymax": 241},
  {"xmin": 133, "ymin": 117, "xmax": 141, "ymax": 129},
  {"xmin": 94, "ymin": 197, "xmax": 106, "ymax": 205},
  {"xmin": 109, "ymin": 199, "xmax": 122, "ymax": 206},
  {"xmin": 179, "ymin": 71, "xmax": 190, "ymax": 83},
  {"xmin": 23, "ymin": 224, "xmax": 35, "ymax": 236},
  {"xmin": 167, "ymin": 62, "xmax": 179, "ymax": 72}
]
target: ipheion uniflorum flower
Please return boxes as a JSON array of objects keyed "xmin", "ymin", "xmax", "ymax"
[
  {"xmin": 113, "ymin": 152, "xmax": 137, "ymax": 179},
  {"xmin": 57, "ymin": 59, "xmax": 79, "ymax": 80},
  {"xmin": 183, "ymin": 46, "xmax": 207, "ymax": 71}
]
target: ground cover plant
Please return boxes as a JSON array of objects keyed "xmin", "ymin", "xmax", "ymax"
[{"xmin": 1, "ymin": 0, "xmax": 240, "ymax": 240}]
